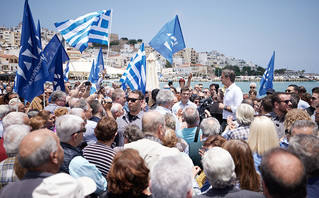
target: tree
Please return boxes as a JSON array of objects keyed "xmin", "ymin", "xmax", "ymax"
[
  {"xmin": 274, "ymin": 68, "xmax": 286, "ymax": 75},
  {"xmin": 256, "ymin": 66, "xmax": 266, "ymax": 76},
  {"xmin": 121, "ymin": 37, "xmax": 128, "ymax": 40},
  {"xmin": 215, "ymin": 68, "xmax": 222, "ymax": 77},
  {"xmin": 165, "ymin": 60, "xmax": 172, "ymax": 68},
  {"xmin": 128, "ymin": 39, "xmax": 137, "ymax": 45},
  {"xmin": 137, "ymin": 39, "xmax": 143, "ymax": 42}
]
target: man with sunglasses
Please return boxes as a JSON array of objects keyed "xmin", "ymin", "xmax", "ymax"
[
  {"xmin": 270, "ymin": 92, "xmax": 293, "ymax": 139},
  {"xmin": 116, "ymin": 90, "xmax": 145, "ymax": 147}
]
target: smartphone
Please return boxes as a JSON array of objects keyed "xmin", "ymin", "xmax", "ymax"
[{"xmin": 85, "ymin": 81, "xmax": 91, "ymax": 86}]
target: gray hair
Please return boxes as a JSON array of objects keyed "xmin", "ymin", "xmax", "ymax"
[
  {"xmin": 18, "ymin": 133, "xmax": 58, "ymax": 169},
  {"xmin": 0, "ymin": 105, "xmax": 10, "ymax": 119},
  {"xmin": 8, "ymin": 98, "xmax": 22, "ymax": 112},
  {"xmin": 3, "ymin": 125, "xmax": 30, "ymax": 154},
  {"xmin": 68, "ymin": 98, "xmax": 79, "ymax": 109},
  {"xmin": 50, "ymin": 90, "xmax": 66, "ymax": 103},
  {"xmin": 110, "ymin": 103, "xmax": 123, "ymax": 114},
  {"xmin": 182, "ymin": 106, "xmax": 199, "ymax": 126},
  {"xmin": 55, "ymin": 115, "xmax": 84, "ymax": 143},
  {"xmin": 156, "ymin": 89, "xmax": 175, "ymax": 106},
  {"xmin": 222, "ymin": 69, "xmax": 236, "ymax": 82},
  {"xmin": 288, "ymin": 134, "xmax": 319, "ymax": 175},
  {"xmin": 164, "ymin": 113, "xmax": 176, "ymax": 131},
  {"xmin": 151, "ymin": 154, "xmax": 193, "ymax": 198},
  {"xmin": 111, "ymin": 88, "xmax": 125, "ymax": 101},
  {"xmin": 290, "ymin": 120, "xmax": 318, "ymax": 136},
  {"xmin": 142, "ymin": 111, "xmax": 165, "ymax": 134},
  {"xmin": 73, "ymin": 99, "xmax": 88, "ymax": 111},
  {"xmin": 2, "ymin": 112, "xmax": 28, "ymax": 130},
  {"xmin": 202, "ymin": 147, "xmax": 236, "ymax": 188},
  {"xmin": 236, "ymin": 104, "xmax": 255, "ymax": 125},
  {"xmin": 69, "ymin": 108, "xmax": 84, "ymax": 118},
  {"xmin": 200, "ymin": 117, "xmax": 221, "ymax": 137},
  {"xmin": 123, "ymin": 124, "xmax": 143, "ymax": 143}
]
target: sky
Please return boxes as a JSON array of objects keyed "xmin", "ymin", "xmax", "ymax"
[{"xmin": 1, "ymin": 0, "xmax": 319, "ymax": 73}]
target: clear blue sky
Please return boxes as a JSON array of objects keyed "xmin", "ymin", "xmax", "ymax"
[{"xmin": 1, "ymin": 0, "xmax": 318, "ymax": 73}]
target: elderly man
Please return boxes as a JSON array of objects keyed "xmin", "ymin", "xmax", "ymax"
[
  {"xmin": 110, "ymin": 103, "xmax": 124, "ymax": 120},
  {"xmin": 44, "ymin": 90, "xmax": 67, "ymax": 113},
  {"xmin": 8, "ymin": 98, "xmax": 25, "ymax": 112},
  {"xmin": 0, "ymin": 125, "xmax": 30, "ymax": 189},
  {"xmin": 112, "ymin": 88, "xmax": 126, "ymax": 106},
  {"xmin": 189, "ymin": 117, "xmax": 220, "ymax": 169},
  {"xmin": 151, "ymin": 154, "xmax": 194, "ymax": 198},
  {"xmin": 195, "ymin": 147, "xmax": 263, "ymax": 197},
  {"xmin": 55, "ymin": 115, "xmax": 107, "ymax": 193},
  {"xmin": 260, "ymin": 148, "xmax": 307, "ymax": 198},
  {"xmin": 223, "ymin": 103, "xmax": 255, "ymax": 141},
  {"xmin": 218, "ymin": 69, "xmax": 243, "ymax": 131},
  {"xmin": 0, "ymin": 129, "xmax": 64, "ymax": 197},
  {"xmin": 2, "ymin": 112, "xmax": 30, "ymax": 130},
  {"xmin": 155, "ymin": 89, "xmax": 181, "ymax": 132},
  {"xmin": 0, "ymin": 105, "xmax": 10, "ymax": 138},
  {"xmin": 176, "ymin": 106, "xmax": 202, "ymax": 144},
  {"xmin": 270, "ymin": 92, "xmax": 293, "ymax": 139},
  {"xmin": 288, "ymin": 134, "xmax": 319, "ymax": 198},
  {"xmin": 116, "ymin": 90, "xmax": 145, "ymax": 147},
  {"xmin": 124, "ymin": 111, "xmax": 180, "ymax": 171},
  {"xmin": 172, "ymin": 86, "xmax": 196, "ymax": 115}
]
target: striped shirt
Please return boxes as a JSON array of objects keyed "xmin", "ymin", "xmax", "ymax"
[{"xmin": 83, "ymin": 143, "xmax": 116, "ymax": 177}]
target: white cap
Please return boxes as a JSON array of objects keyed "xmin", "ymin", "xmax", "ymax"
[{"xmin": 32, "ymin": 173, "xmax": 96, "ymax": 198}]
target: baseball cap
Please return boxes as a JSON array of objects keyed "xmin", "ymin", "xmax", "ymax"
[{"xmin": 32, "ymin": 173, "xmax": 96, "ymax": 198}]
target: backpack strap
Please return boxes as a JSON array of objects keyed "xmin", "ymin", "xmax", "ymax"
[{"xmin": 194, "ymin": 125, "xmax": 200, "ymax": 142}]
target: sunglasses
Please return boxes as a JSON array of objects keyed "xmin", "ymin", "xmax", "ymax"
[
  {"xmin": 278, "ymin": 100, "xmax": 291, "ymax": 105},
  {"xmin": 127, "ymin": 98, "xmax": 139, "ymax": 103},
  {"xmin": 71, "ymin": 128, "xmax": 86, "ymax": 136},
  {"xmin": 203, "ymin": 91, "xmax": 208, "ymax": 94},
  {"xmin": 285, "ymin": 90, "xmax": 292, "ymax": 93},
  {"xmin": 250, "ymin": 87, "xmax": 256, "ymax": 89}
]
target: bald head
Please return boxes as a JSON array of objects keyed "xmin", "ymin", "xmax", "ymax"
[
  {"xmin": 18, "ymin": 129, "xmax": 63, "ymax": 173},
  {"xmin": 260, "ymin": 148, "xmax": 307, "ymax": 198}
]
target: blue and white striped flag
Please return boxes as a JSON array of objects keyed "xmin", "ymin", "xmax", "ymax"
[
  {"xmin": 64, "ymin": 61, "xmax": 70, "ymax": 82},
  {"xmin": 54, "ymin": 10, "xmax": 112, "ymax": 52},
  {"xmin": 120, "ymin": 43, "xmax": 146, "ymax": 94}
]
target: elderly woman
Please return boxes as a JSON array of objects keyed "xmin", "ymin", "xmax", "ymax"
[
  {"xmin": 37, "ymin": 110, "xmax": 56, "ymax": 131},
  {"xmin": 223, "ymin": 103, "xmax": 255, "ymax": 140},
  {"xmin": 100, "ymin": 149, "xmax": 150, "ymax": 198}
]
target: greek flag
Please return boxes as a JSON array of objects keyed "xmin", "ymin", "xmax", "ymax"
[
  {"xmin": 16, "ymin": 0, "xmax": 49, "ymax": 102},
  {"xmin": 64, "ymin": 61, "xmax": 70, "ymax": 82},
  {"xmin": 149, "ymin": 15, "xmax": 185, "ymax": 63},
  {"xmin": 55, "ymin": 9, "xmax": 112, "ymax": 52},
  {"xmin": 120, "ymin": 43, "xmax": 146, "ymax": 94},
  {"xmin": 259, "ymin": 51, "xmax": 275, "ymax": 96}
]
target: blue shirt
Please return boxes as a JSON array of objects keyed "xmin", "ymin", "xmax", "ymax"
[{"xmin": 176, "ymin": 127, "xmax": 202, "ymax": 144}]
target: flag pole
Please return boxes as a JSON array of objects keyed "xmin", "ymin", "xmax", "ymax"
[{"xmin": 105, "ymin": 9, "xmax": 113, "ymax": 68}]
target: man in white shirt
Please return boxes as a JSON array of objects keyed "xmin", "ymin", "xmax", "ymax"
[
  {"xmin": 172, "ymin": 86, "xmax": 197, "ymax": 115},
  {"xmin": 219, "ymin": 69, "xmax": 243, "ymax": 131}
]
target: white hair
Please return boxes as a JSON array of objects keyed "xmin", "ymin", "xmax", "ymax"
[
  {"xmin": 156, "ymin": 89, "xmax": 175, "ymax": 106},
  {"xmin": 202, "ymin": 147, "xmax": 236, "ymax": 188},
  {"xmin": 235, "ymin": 103, "xmax": 255, "ymax": 125},
  {"xmin": 68, "ymin": 98, "xmax": 79, "ymax": 109},
  {"xmin": 69, "ymin": 108, "xmax": 84, "ymax": 118},
  {"xmin": 0, "ymin": 105, "xmax": 10, "ymax": 119},
  {"xmin": 250, "ymin": 82, "xmax": 257, "ymax": 87},
  {"xmin": 200, "ymin": 117, "xmax": 221, "ymax": 137},
  {"xmin": 3, "ymin": 125, "xmax": 30, "ymax": 154},
  {"xmin": 110, "ymin": 103, "xmax": 123, "ymax": 114},
  {"xmin": 8, "ymin": 98, "xmax": 22, "ymax": 112},
  {"xmin": 55, "ymin": 115, "xmax": 84, "ymax": 143},
  {"xmin": 2, "ymin": 112, "xmax": 28, "ymax": 130},
  {"xmin": 151, "ymin": 154, "xmax": 193, "ymax": 198}
]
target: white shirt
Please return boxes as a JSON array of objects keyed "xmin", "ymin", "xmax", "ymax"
[
  {"xmin": 172, "ymin": 100, "xmax": 197, "ymax": 115},
  {"xmin": 223, "ymin": 83, "xmax": 243, "ymax": 119}
]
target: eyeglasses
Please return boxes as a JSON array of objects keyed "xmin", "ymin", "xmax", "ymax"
[
  {"xmin": 285, "ymin": 129, "xmax": 291, "ymax": 136},
  {"xmin": 67, "ymin": 86, "xmax": 72, "ymax": 88},
  {"xmin": 277, "ymin": 100, "xmax": 291, "ymax": 105},
  {"xmin": 126, "ymin": 98, "xmax": 139, "ymax": 103},
  {"xmin": 71, "ymin": 128, "xmax": 86, "ymax": 136},
  {"xmin": 285, "ymin": 90, "xmax": 292, "ymax": 93}
]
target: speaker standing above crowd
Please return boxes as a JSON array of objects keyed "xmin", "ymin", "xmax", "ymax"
[{"xmin": 0, "ymin": 68, "xmax": 318, "ymax": 198}]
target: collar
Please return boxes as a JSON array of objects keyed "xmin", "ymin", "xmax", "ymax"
[
  {"xmin": 144, "ymin": 135, "xmax": 163, "ymax": 145},
  {"xmin": 225, "ymin": 83, "xmax": 235, "ymax": 91}
]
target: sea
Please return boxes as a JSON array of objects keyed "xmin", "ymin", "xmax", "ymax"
[{"xmin": 158, "ymin": 81, "xmax": 319, "ymax": 94}]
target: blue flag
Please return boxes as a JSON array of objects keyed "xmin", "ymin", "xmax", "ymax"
[
  {"xmin": 120, "ymin": 43, "xmax": 146, "ymax": 94},
  {"xmin": 49, "ymin": 43, "xmax": 67, "ymax": 92},
  {"xmin": 96, "ymin": 46, "xmax": 105, "ymax": 73},
  {"xmin": 64, "ymin": 61, "xmax": 70, "ymax": 82},
  {"xmin": 149, "ymin": 15, "xmax": 185, "ymax": 63},
  {"xmin": 36, "ymin": 20, "xmax": 42, "ymax": 50},
  {"xmin": 43, "ymin": 35, "xmax": 69, "ymax": 82},
  {"xmin": 16, "ymin": 0, "xmax": 48, "ymax": 102},
  {"xmin": 259, "ymin": 51, "xmax": 275, "ymax": 96},
  {"xmin": 55, "ymin": 10, "xmax": 112, "ymax": 52}
]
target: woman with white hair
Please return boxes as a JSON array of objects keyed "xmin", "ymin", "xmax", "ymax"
[
  {"xmin": 247, "ymin": 116, "xmax": 279, "ymax": 174},
  {"xmin": 224, "ymin": 103, "xmax": 255, "ymax": 141},
  {"xmin": 195, "ymin": 147, "xmax": 263, "ymax": 197}
]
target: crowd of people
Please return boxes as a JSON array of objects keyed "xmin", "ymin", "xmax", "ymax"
[{"xmin": 0, "ymin": 68, "xmax": 318, "ymax": 198}]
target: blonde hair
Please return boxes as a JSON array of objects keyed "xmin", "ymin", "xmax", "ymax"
[
  {"xmin": 284, "ymin": 109, "xmax": 312, "ymax": 130},
  {"xmin": 54, "ymin": 107, "xmax": 69, "ymax": 117},
  {"xmin": 248, "ymin": 116, "xmax": 279, "ymax": 156},
  {"xmin": 163, "ymin": 128, "xmax": 177, "ymax": 148}
]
